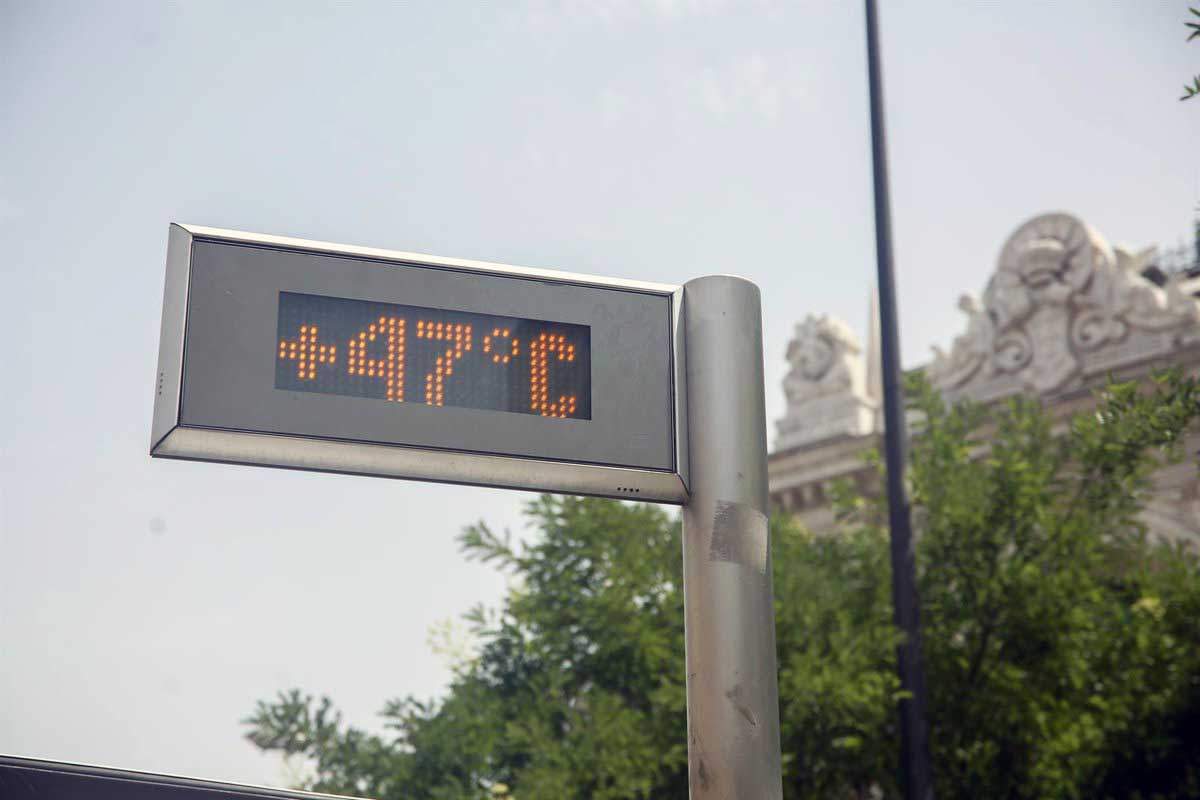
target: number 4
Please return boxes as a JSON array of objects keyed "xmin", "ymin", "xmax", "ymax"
[{"xmin": 347, "ymin": 317, "xmax": 406, "ymax": 401}]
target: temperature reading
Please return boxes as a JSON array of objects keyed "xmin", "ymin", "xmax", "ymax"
[{"xmin": 275, "ymin": 292, "xmax": 591, "ymax": 419}]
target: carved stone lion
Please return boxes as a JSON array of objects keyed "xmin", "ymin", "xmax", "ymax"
[
  {"xmin": 776, "ymin": 314, "xmax": 875, "ymax": 450},
  {"xmin": 783, "ymin": 315, "xmax": 863, "ymax": 403}
]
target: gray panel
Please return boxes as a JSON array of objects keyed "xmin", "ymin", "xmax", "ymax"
[
  {"xmin": 670, "ymin": 286, "xmax": 690, "ymax": 493},
  {"xmin": 149, "ymin": 225, "xmax": 192, "ymax": 450},
  {"xmin": 179, "ymin": 238, "xmax": 675, "ymax": 470}
]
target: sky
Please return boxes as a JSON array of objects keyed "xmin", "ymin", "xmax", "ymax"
[{"xmin": 2, "ymin": 0, "xmax": 1198, "ymax": 790}]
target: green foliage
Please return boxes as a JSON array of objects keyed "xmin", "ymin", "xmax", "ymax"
[
  {"xmin": 904, "ymin": 371, "xmax": 1200, "ymax": 798},
  {"xmin": 247, "ymin": 498, "xmax": 690, "ymax": 799},
  {"xmin": 245, "ymin": 372, "xmax": 1200, "ymax": 798},
  {"xmin": 1183, "ymin": 6, "xmax": 1200, "ymax": 100},
  {"xmin": 773, "ymin": 512, "xmax": 900, "ymax": 799}
]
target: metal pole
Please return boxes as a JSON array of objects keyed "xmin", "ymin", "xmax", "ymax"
[
  {"xmin": 863, "ymin": 2, "xmax": 936, "ymax": 799},
  {"xmin": 681, "ymin": 275, "xmax": 782, "ymax": 800}
]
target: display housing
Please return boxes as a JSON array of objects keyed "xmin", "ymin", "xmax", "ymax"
[{"xmin": 150, "ymin": 224, "xmax": 688, "ymax": 503}]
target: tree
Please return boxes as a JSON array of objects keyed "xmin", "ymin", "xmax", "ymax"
[
  {"xmin": 906, "ymin": 372, "xmax": 1200, "ymax": 797},
  {"xmin": 245, "ymin": 371, "xmax": 1200, "ymax": 798},
  {"xmin": 1183, "ymin": 6, "xmax": 1200, "ymax": 100}
]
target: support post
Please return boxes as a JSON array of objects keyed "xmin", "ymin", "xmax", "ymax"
[
  {"xmin": 864, "ymin": 1, "xmax": 935, "ymax": 798},
  {"xmin": 681, "ymin": 275, "xmax": 782, "ymax": 800}
]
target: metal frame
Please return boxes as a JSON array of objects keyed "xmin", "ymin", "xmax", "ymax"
[{"xmin": 150, "ymin": 224, "xmax": 690, "ymax": 504}]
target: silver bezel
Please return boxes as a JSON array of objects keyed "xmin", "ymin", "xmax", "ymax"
[{"xmin": 150, "ymin": 224, "xmax": 690, "ymax": 504}]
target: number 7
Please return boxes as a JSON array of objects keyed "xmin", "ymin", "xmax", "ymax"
[{"xmin": 417, "ymin": 320, "xmax": 472, "ymax": 406}]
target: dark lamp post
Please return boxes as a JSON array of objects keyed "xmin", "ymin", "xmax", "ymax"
[{"xmin": 863, "ymin": 2, "xmax": 936, "ymax": 798}]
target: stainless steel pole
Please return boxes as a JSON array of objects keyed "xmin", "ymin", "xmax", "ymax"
[{"xmin": 681, "ymin": 275, "xmax": 782, "ymax": 800}]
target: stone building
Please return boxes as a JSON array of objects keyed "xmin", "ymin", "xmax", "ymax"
[{"xmin": 767, "ymin": 211, "xmax": 1200, "ymax": 542}]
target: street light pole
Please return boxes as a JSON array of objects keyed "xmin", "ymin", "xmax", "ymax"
[{"xmin": 863, "ymin": 2, "xmax": 936, "ymax": 799}]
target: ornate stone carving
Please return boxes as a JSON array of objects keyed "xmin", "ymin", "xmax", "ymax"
[
  {"xmin": 771, "ymin": 210, "xmax": 1200, "ymax": 544},
  {"xmin": 929, "ymin": 212, "xmax": 1200, "ymax": 401},
  {"xmin": 776, "ymin": 315, "xmax": 878, "ymax": 451},
  {"xmin": 928, "ymin": 294, "xmax": 994, "ymax": 388}
]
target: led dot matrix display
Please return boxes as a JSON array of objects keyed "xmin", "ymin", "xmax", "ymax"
[{"xmin": 276, "ymin": 292, "xmax": 592, "ymax": 419}]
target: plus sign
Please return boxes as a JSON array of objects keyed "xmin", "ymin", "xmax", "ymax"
[{"xmin": 278, "ymin": 324, "xmax": 337, "ymax": 380}]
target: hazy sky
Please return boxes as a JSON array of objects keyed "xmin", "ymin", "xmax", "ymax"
[{"xmin": 2, "ymin": 0, "xmax": 1197, "ymax": 790}]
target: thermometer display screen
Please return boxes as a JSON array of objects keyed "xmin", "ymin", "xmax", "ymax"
[{"xmin": 275, "ymin": 291, "xmax": 591, "ymax": 419}]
